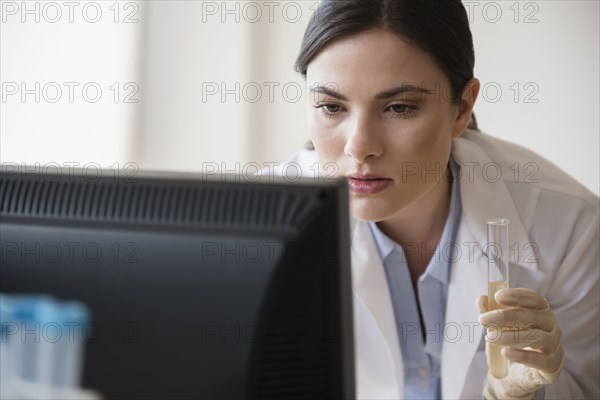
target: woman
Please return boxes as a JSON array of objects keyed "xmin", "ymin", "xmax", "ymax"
[{"xmin": 280, "ymin": 0, "xmax": 599, "ymax": 398}]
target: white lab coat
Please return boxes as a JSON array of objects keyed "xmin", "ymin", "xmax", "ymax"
[{"xmin": 274, "ymin": 129, "xmax": 600, "ymax": 399}]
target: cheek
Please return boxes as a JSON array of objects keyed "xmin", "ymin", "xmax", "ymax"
[
  {"xmin": 308, "ymin": 118, "xmax": 343, "ymax": 158},
  {"xmin": 397, "ymin": 115, "xmax": 453, "ymax": 160}
]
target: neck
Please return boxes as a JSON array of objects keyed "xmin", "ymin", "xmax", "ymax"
[{"xmin": 377, "ymin": 173, "xmax": 452, "ymax": 283}]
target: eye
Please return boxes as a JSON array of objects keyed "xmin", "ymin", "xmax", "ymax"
[
  {"xmin": 315, "ymin": 103, "xmax": 345, "ymax": 118},
  {"xmin": 386, "ymin": 103, "xmax": 417, "ymax": 118}
]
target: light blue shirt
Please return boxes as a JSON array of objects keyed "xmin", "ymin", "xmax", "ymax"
[{"xmin": 368, "ymin": 158, "xmax": 462, "ymax": 399}]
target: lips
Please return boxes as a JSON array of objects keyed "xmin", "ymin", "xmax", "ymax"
[{"xmin": 346, "ymin": 174, "xmax": 393, "ymax": 195}]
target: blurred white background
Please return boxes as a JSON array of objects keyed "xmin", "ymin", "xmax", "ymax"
[{"xmin": 1, "ymin": 0, "xmax": 598, "ymax": 194}]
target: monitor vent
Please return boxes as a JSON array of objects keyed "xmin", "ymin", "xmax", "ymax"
[{"xmin": 0, "ymin": 174, "xmax": 319, "ymax": 232}]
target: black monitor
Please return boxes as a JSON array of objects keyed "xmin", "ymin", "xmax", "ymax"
[{"xmin": 0, "ymin": 165, "xmax": 355, "ymax": 399}]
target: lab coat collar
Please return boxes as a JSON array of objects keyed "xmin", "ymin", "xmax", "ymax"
[
  {"xmin": 366, "ymin": 221, "xmax": 396, "ymax": 261},
  {"xmin": 451, "ymin": 132, "xmax": 539, "ymax": 271},
  {"xmin": 441, "ymin": 214, "xmax": 488, "ymax": 399},
  {"xmin": 440, "ymin": 132, "xmax": 540, "ymax": 398},
  {"xmin": 349, "ymin": 216, "xmax": 405, "ymax": 398}
]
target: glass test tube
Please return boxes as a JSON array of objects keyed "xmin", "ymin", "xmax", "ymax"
[{"xmin": 486, "ymin": 218, "xmax": 510, "ymax": 379}]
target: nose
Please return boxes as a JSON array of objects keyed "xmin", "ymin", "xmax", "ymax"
[{"xmin": 343, "ymin": 112, "xmax": 383, "ymax": 162}]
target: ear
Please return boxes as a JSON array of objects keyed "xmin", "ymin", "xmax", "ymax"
[{"xmin": 452, "ymin": 78, "xmax": 480, "ymax": 139}]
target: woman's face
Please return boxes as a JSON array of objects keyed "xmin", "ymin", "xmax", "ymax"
[{"xmin": 306, "ymin": 29, "xmax": 474, "ymax": 222}]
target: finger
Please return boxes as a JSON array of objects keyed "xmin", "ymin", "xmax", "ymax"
[
  {"xmin": 486, "ymin": 324, "xmax": 562, "ymax": 354},
  {"xmin": 502, "ymin": 343, "xmax": 564, "ymax": 376},
  {"xmin": 495, "ymin": 288, "xmax": 549, "ymax": 310},
  {"xmin": 479, "ymin": 307, "xmax": 555, "ymax": 332},
  {"xmin": 477, "ymin": 295, "xmax": 488, "ymax": 313}
]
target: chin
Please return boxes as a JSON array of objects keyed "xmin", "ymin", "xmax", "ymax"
[{"xmin": 349, "ymin": 200, "xmax": 391, "ymax": 222}]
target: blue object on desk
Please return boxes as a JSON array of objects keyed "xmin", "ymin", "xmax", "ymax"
[{"xmin": 0, "ymin": 293, "xmax": 89, "ymax": 389}]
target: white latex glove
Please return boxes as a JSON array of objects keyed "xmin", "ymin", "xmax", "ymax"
[{"xmin": 477, "ymin": 288, "xmax": 564, "ymax": 400}]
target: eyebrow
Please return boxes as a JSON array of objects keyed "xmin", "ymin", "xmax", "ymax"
[{"xmin": 309, "ymin": 84, "xmax": 434, "ymax": 101}]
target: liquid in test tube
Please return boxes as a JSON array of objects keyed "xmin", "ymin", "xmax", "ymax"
[{"xmin": 487, "ymin": 218, "xmax": 510, "ymax": 379}]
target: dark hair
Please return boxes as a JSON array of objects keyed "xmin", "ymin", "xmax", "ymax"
[{"xmin": 294, "ymin": 0, "xmax": 475, "ymax": 105}]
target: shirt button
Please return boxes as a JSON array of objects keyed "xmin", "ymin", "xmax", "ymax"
[{"xmin": 418, "ymin": 367, "xmax": 429, "ymax": 378}]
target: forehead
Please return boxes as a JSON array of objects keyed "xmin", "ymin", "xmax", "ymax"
[{"xmin": 306, "ymin": 29, "xmax": 448, "ymax": 96}]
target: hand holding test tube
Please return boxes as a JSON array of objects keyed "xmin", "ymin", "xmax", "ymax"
[{"xmin": 477, "ymin": 219, "xmax": 565, "ymax": 399}]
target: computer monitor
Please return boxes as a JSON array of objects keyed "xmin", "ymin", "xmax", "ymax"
[{"xmin": 0, "ymin": 165, "xmax": 355, "ymax": 399}]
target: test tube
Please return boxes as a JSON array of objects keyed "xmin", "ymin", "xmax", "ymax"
[{"xmin": 486, "ymin": 218, "xmax": 510, "ymax": 379}]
